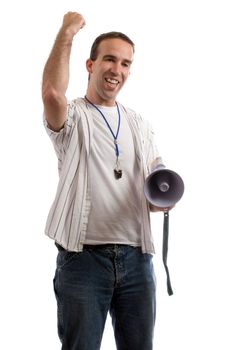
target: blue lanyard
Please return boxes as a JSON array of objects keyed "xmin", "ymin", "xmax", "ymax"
[{"xmin": 85, "ymin": 96, "xmax": 121, "ymax": 158}]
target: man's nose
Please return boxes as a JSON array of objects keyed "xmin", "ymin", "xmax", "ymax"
[{"xmin": 110, "ymin": 62, "xmax": 121, "ymax": 75}]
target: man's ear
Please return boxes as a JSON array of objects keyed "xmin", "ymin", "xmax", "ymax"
[{"xmin": 86, "ymin": 59, "xmax": 93, "ymax": 74}]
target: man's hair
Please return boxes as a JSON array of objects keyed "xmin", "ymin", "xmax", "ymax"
[{"xmin": 89, "ymin": 31, "xmax": 135, "ymax": 61}]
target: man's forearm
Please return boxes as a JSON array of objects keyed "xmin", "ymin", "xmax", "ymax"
[
  {"xmin": 41, "ymin": 12, "xmax": 86, "ymax": 131},
  {"xmin": 42, "ymin": 28, "xmax": 74, "ymax": 96}
]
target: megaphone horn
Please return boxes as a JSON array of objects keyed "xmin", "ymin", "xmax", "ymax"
[{"xmin": 144, "ymin": 165, "xmax": 184, "ymax": 208}]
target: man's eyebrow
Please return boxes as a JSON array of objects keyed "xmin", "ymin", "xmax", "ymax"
[
  {"xmin": 102, "ymin": 54, "xmax": 117, "ymax": 60},
  {"xmin": 102, "ymin": 54, "xmax": 133, "ymax": 64}
]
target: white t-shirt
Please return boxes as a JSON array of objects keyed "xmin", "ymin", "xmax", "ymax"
[
  {"xmin": 85, "ymin": 104, "xmax": 141, "ymax": 246},
  {"xmin": 44, "ymin": 97, "xmax": 161, "ymax": 253}
]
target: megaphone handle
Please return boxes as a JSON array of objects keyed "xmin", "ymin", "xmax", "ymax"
[{"xmin": 163, "ymin": 211, "xmax": 174, "ymax": 296}]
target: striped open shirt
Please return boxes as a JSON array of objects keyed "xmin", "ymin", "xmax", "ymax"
[{"xmin": 44, "ymin": 98, "xmax": 161, "ymax": 254}]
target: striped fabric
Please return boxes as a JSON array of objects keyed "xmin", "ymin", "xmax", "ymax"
[{"xmin": 44, "ymin": 98, "xmax": 161, "ymax": 254}]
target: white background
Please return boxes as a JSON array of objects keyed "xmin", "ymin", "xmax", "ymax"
[{"xmin": 0, "ymin": 0, "xmax": 233, "ymax": 349}]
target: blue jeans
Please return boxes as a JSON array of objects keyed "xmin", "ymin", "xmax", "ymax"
[{"xmin": 53, "ymin": 244, "xmax": 156, "ymax": 350}]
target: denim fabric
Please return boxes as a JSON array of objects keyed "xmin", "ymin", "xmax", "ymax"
[{"xmin": 53, "ymin": 244, "xmax": 156, "ymax": 350}]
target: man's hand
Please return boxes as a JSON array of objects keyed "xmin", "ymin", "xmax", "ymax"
[
  {"xmin": 61, "ymin": 12, "xmax": 86, "ymax": 38},
  {"xmin": 149, "ymin": 204, "xmax": 175, "ymax": 212}
]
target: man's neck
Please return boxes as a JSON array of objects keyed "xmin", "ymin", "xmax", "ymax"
[{"xmin": 85, "ymin": 92, "xmax": 116, "ymax": 107}]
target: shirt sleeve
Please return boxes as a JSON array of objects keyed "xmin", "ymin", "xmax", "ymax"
[
  {"xmin": 142, "ymin": 119, "xmax": 163, "ymax": 173},
  {"xmin": 43, "ymin": 100, "xmax": 78, "ymax": 161}
]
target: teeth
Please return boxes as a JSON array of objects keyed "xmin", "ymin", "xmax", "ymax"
[{"xmin": 106, "ymin": 78, "xmax": 118, "ymax": 84}]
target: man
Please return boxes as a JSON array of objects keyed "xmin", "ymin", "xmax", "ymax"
[{"xmin": 42, "ymin": 11, "xmax": 169, "ymax": 350}]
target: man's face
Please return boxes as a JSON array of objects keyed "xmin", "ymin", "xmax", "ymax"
[{"xmin": 86, "ymin": 38, "xmax": 134, "ymax": 106}]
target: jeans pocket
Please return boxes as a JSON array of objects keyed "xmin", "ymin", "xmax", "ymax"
[{"xmin": 56, "ymin": 250, "xmax": 79, "ymax": 270}]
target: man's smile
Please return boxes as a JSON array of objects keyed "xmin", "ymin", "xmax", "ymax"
[{"xmin": 105, "ymin": 77, "xmax": 120, "ymax": 85}]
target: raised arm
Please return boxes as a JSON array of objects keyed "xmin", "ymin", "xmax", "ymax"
[{"xmin": 42, "ymin": 12, "xmax": 86, "ymax": 131}]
